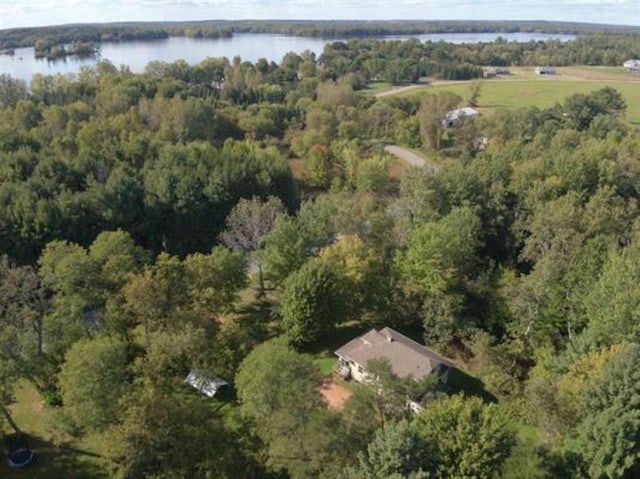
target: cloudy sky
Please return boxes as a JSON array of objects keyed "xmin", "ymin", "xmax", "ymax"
[{"xmin": 0, "ymin": 0, "xmax": 638, "ymax": 30}]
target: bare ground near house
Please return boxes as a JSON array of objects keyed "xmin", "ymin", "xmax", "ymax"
[{"xmin": 320, "ymin": 379, "xmax": 352, "ymax": 410}]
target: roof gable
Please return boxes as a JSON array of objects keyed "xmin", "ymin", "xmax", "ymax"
[{"xmin": 335, "ymin": 328, "xmax": 452, "ymax": 380}]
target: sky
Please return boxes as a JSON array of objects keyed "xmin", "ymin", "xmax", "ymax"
[{"xmin": 0, "ymin": 0, "xmax": 639, "ymax": 30}]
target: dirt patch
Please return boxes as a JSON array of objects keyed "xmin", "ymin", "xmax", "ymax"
[
  {"xmin": 287, "ymin": 158, "xmax": 304, "ymax": 180},
  {"xmin": 320, "ymin": 379, "xmax": 353, "ymax": 411}
]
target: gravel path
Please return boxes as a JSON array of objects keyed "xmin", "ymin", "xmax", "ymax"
[
  {"xmin": 375, "ymin": 84, "xmax": 424, "ymax": 98},
  {"xmin": 384, "ymin": 145, "xmax": 439, "ymax": 174}
]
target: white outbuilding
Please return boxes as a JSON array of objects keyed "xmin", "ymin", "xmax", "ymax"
[
  {"xmin": 623, "ymin": 59, "xmax": 640, "ymax": 73},
  {"xmin": 185, "ymin": 371, "xmax": 229, "ymax": 398},
  {"xmin": 442, "ymin": 107, "xmax": 480, "ymax": 128},
  {"xmin": 535, "ymin": 66, "xmax": 556, "ymax": 75}
]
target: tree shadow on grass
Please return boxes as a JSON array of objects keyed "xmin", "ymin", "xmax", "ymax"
[
  {"xmin": 304, "ymin": 322, "xmax": 373, "ymax": 357},
  {"xmin": 446, "ymin": 367, "xmax": 497, "ymax": 403},
  {"xmin": 0, "ymin": 433, "xmax": 107, "ymax": 479},
  {"xmin": 233, "ymin": 294, "xmax": 279, "ymax": 340}
]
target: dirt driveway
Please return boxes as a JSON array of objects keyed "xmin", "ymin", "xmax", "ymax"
[{"xmin": 384, "ymin": 145, "xmax": 439, "ymax": 174}]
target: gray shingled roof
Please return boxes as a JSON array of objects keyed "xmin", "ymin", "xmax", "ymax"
[{"xmin": 335, "ymin": 327, "xmax": 453, "ymax": 380}]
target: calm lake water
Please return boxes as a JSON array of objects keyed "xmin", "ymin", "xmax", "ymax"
[{"xmin": 0, "ymin": 32, "xmax": 575, "ymax": 82}]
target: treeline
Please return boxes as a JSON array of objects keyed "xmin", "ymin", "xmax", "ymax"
[
  {"xmin": 318, "ymin": 34, "xmax": 640, "ymax": 83},
  {"xmin": 34, "ymin": 40, "xmax": 97, "ymax": 60},
  {"xmin": 1, "ymin": 19, "xmax": 638, "ymax": 50},
  {"xmin": 0, "ymin": 57, "xmax": 306, "ymax": 263},
  {"xmin": 0, "ymin": 25, "xmax": 171, "ymax": 49},
  {"xmin": 223, "ymin": 19, "xmax": 635, "ymax": 37}
]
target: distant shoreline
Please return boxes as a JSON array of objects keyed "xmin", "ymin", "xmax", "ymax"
[{"xmin": 0, "ymin": 19, "xmax": 635, "ymax": 50}]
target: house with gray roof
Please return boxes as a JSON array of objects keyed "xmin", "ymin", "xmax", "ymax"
[
  {"xmin": 442, "ymin": 107, "xmax": 479, "ymax": 128},
  {"xmin": 535, "ymin": 66, "xmax": 556, "ymax": 75},
  {"xmin": 624, "ymin": 59, "xmax": 640, "ymax": 73},
  {"xmin": 335, "ymin": 327, "xmax": 453, "ymax": 385}
]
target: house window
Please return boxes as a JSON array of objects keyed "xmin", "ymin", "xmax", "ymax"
[{"xmin": 357, "ymin": 366, "xmax": 363, "ymax": 374}]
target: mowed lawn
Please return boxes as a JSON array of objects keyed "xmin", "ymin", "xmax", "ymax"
[
  {"xmin": 392, "ymin": 67, "xmax": 640, "ymax": 125},
  {"xmin": 411, "ymin": 80, "xmax": 640, "ymax": 125},
  {"xmin": 0, "ymin": 381, "xmax": 107, "ymax": 479}
]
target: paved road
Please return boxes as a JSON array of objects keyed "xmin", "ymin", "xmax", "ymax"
[{"xmin": 384, "ymin": 144, "xmax": 439, "ymax": 174}]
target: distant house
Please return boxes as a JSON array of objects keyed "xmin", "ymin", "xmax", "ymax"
[
  {"xmin": 535, "ymin": 66, "xmax": 556, "ymax": 75},
  {"xmin": 623, "ymin": 59, "xmax": 640, "ymax": 73},
  {"xmin": 484, "ymin": 66, "xmax": 510, "ymax": 77},
  {"xmin": 335, "ymin": 327, "xmax": 453, "ymax": 385},
  {"xmin": 442, "ymin": 107, "xmax": 479, "ymax": 128},
  {"xmin": 185, "ymin": 371, "xmax": 229, "ymax": 398},
  {"xmin": 483, "ymin": 69, "xmax": 497, "ymax": 79}
]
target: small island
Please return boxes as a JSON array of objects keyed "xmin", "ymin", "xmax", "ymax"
[{"xmin": 34, "ymin": 39, "xmax": 98, "ymax": 60}]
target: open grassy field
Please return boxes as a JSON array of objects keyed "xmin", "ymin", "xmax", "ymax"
[
  {"xmin": 412, "ymin": 79, "xmax": 640, "ymax": 125},
  {"xmin": 375, "ymin": 66, "xmax": 640, "ymax": 125},
  {"xmin": 1, "ymin": 381, "xmax": 106, "ymax": 479},
  {"xmin": 361, "ymin": 81, "xmax": 394, "ymax": 95}
]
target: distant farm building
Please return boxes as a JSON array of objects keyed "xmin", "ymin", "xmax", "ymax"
[
  {"xmin": 623, "ymin": 59, "xmax": 640, "ymax": 73},
  {"xmin": 442, "ymin": 107, "xmax": 479, "ymax": 128},
  {"xmin": 535, "ymin": 66, "xmax": 556, "ymax": 75},
  {"xmin": 483, "ymin": 66, "xmax": 510, "ymax": 78}
]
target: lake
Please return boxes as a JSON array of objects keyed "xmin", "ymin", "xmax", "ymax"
[{"xmin": 0, "ymin": 32, "xmax": 575, "ymax": 82}]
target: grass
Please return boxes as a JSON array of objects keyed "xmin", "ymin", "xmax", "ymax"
[
  {"xmin": 1, "ymin": 381, "xmax": 106, "ymax": 479},
  {"xmin": 361, "ymin": 81, "xmax": 393, "ymax": 95},
  {"xmin": 312, "ymin": 356, "xmax": 338, "ymax": 376},
  {"xmin": 409, "ymin": 80, "xmax": 640, "ymax": 125},
  {"xmin": 390, "ymin": 66, "xmax": 640, "ymax": 125}
]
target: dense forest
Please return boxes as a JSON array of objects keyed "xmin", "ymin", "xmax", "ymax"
[
  {"xmin": 1, "ymin": 19, "xmax": 639, "ymax": 49},
  {"xmin": 1, "ymin": 34, "xmax": 640, "ymax": 479}
]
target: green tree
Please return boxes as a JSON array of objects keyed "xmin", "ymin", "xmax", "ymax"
[
  {"xmin": 356, "ymin": 156, "xmax": 391, "ymax": 193},
  {"xmin": 235, "ymin": 338, "xmax": 322, "ymax": 424},
  {"xmin": 184, "ymin": 246, "xmax": 247, "ymax": 317},
  {"xmin": 342, "ymin": 420, "xmax": 430, "ymax": 479},
  {"xmin": 415, "ymin": 395, "xmax": 515, "ymax": 478},
  {"xmin": 107, "ymin": 386, "xmax": 236, "ymax": 479},
  {"xmin": 0, "ymin": 74, "xmax": 28, "ymax": 109},
  {"xmin": 262, "ymin": 215, "xmax": 311, "ymax": 287},
  {"xmin": 58, "ymin": 335, "xmax": 129, "ymax": 431},
  {"xmin": 396, "ymin": 207, "xmax": 481, "ymax": 343},
  {"xmin": 303, "ymin": 144, "xmax": 334, "ymax": 188},
  {"xmin": 467, "ymin": 81, "xmax": 482, "ymax": 108},
  {"xmin": 235, "ymin": 339, "xmax": 342, "ymax": 477},
  {"xmin": 579, "ymin": 240, "xmax": 640, "ymax": 349},
  {"xmin": 345, "ymin": 358, "xmax": 418, "ymax": 429},
  {"xmin": 123, "ymin": 253, "xmax": 191, "ymax": 335},
  {"xmin": 0, "ymin": 256, "xmax": 47, "ymax": 389},
  {"xmin": 569, "ymin": 343, "xmax": 640, "ymax": 478},
  {"xmin": 39, "ymin": 231, "xmax": 149, "ymax": 348},
  {"xmin": 418, "ymin": 92, "xmax": 461, "ymax": 150},
  {"xmin": 280, "ymin": 259, "xmax": 346, "ymax": 346}
]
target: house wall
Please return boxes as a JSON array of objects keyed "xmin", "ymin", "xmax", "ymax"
[{"xmin": 337, "ymin": 355, "xmax": 367, "ymax": 382}]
